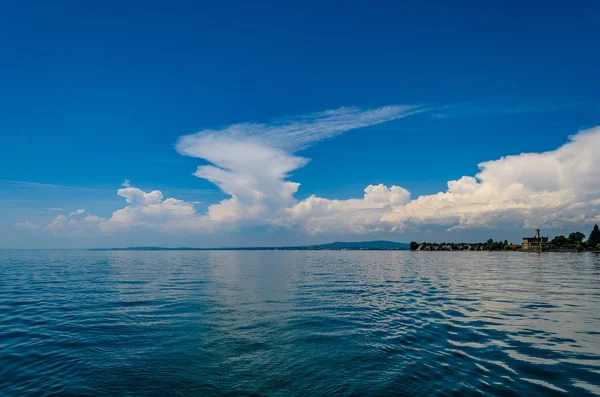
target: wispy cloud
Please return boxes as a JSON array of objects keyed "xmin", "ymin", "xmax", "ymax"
[
  {"xmin": 164, "ymin": 188, "xmax": 221, "ymax": 195},
  {"xmin": 0, "ymin": 179, "xmax": 67, "ymax": 189},
  {"xmin": 14, "ymin": 221, "xmax": 40, "ymax": 231},
  {"xmin": 432, "ymin": 101, "xmax": 589, "ymax": 119},
  {"xmin": 0, "ymin": 179, "xmax": 106, "ymax": 192},
  {"xmin": 152, "ymin": 158, "xmax": 180, "ymax": 164},
  {"xmin": 177, "ymin": 105, "xmax": 424, "ymax": 154}
]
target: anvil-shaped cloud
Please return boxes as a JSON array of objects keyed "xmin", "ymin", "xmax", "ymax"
[{"xmin": 174, "ymin": 105, "xmax": 420, "ymax": 226}]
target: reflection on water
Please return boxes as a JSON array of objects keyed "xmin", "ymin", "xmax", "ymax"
[{"xmin": 1, "ymin": 250, "xmax": 599, "ymax": 396}]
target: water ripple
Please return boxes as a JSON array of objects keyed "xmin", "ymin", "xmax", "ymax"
[{"xmin": 0, "ymin": 250, "xmax": 599, "ymax": 396}]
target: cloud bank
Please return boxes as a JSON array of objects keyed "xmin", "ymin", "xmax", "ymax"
[
  {"xmin": 25, "ymin": 105, "xmax": 600, "ymax": 238},
  {"xmin": 289, "ymin": 127, "xmax": 600, "ymax": 233}
]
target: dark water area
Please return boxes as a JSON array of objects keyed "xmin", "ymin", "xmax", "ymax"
[{"xmin": 1, "ymin": 250, "xmax": 599, "ymax": 396}]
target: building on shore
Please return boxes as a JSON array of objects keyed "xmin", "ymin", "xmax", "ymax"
[{"xmin": 521, "ymin": 229, "xmax": 548, "ymax": 251}]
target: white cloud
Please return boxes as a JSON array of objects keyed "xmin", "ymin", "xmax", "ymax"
[
  {"xmin": 14, "ymin": 221, "xmax": 40, "ymax": 231},
  {"xmin": 175, "ymin": 105, "xmax": 420, "ymax": 225},
  {"xmin": 45, "ymin": 214, "xmax": 71, "ymax": 234},
  {"xmin": 378, "ymin": 126, "xmax": 600, "ymax": 231},
  {"xmin": 286, "ymin": 184, "xmax": 411, "ymax": 234},
  {"xmin": 96, "ymin": 186, "xmax": 208, "ymax": 233},
  {"xmin": 45, "ymin": 209, "xmax": 104, "ymax": 235},
  {"xmin": 177, "ymin": 105, "xmax": 422, "ymax": 153}
]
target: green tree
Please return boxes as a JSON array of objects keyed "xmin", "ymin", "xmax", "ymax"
[
  {"xmin": 568, "ymin": 232, "xmax": 586, "ymax": 243},
  {"xmin": 588, "ymin": 224, "xmax": 600, "ymax": 247},
  {"xmin": 551, "ymin": 235, "xmax": 567, "ymax": 247},
  {"xmin": 410, "ymin": 241, "xmax": 419, "ymax": 251}
]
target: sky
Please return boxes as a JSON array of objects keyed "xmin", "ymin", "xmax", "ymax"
[{"xmin": 1, "ymin": 0, "xmax": 599, "ymax": 248}]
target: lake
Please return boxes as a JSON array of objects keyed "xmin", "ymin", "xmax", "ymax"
[{"xmin": 1, "ymin": 250, "xmax": 599, "ymax": 396}]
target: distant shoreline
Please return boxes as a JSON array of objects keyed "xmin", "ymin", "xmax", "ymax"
[
  {"xmin": 2, "ymin": 248, "xmax": 599, "ymax": 252},
  {"xmin": 86, "ymin": 247, "xmax": 600, "ymax": 252},
  {"xmin": 88, "ymin": 247, "xmax": 409, "ymax": 251},
  {"xmin": 88, "ymin": 240, "xmax": 411, "ymax": 251}
]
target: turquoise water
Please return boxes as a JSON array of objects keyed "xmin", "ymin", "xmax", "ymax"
[{"xmin": 1, "ymin": 250, "xmax": 599, "ymax": 396}]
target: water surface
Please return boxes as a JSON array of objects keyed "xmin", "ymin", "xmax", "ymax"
[{"xmin": 1, "ymin": 250, "xmax": 599, "ymax": 396}]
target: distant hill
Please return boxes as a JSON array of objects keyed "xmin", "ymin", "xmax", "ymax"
[
  {"xmin": 90, "ymin": 240, "xmax": 409, "ymax": 251},
  {"xmin": 306, "ymin": 241, "xmax": 410, "ymax": 250}
]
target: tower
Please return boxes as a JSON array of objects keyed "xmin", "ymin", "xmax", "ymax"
[{"xmin": 535, "ymin": 229, "xmax": 540, "ymax": 238}]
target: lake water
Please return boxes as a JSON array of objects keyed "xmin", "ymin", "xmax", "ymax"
[{"xmin": 1, "ymin": 250, "xmax": 600, "ymax": 396}]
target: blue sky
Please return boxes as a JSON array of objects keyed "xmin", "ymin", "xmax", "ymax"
[{"xmin": 1, "ymin": 1, "xmax": 599, "ymax": 248}]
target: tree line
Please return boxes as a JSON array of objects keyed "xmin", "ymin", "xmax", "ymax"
[
  {"xmin": 410, "ymin": 224, "xmax": 600, "ymax": 251},
  {"xmin": 549, "ymin": 224, "xmax": 600, "ymax": 250}
]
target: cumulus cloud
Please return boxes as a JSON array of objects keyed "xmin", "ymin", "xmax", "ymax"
[
  {"xmin": 287, "ymin": 184, "xmax": 411, "ymax": 234},
  {"xmin": 45, "ymin": 214, "xmax": 70, "ymax": 233},
  {"xmin": 103, "ymin": 185, "xmax": 201, "ymax": 231},
  {"xmin": 378, "ymin": 127, "xmax": 600, "ymax": 231},
  {"xmin": 45, "ymin": 209, "xmax": 104, "ymax": 235}
]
